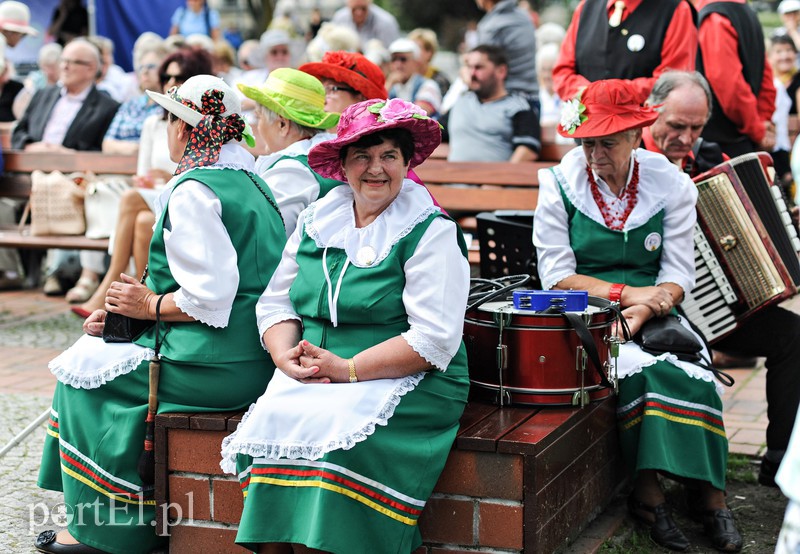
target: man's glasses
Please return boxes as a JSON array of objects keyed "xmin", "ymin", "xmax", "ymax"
[
  {"xmin": 391, "ymin": 56, "xmax": 409, "ymax": 63},
  {"xmin": 325, "ymin": 84, "xmax": 358, "ymax": 95},
  {"xmin": 137, "ymin": 63, "xmax": 159, "ymax": 73},
  {"xmin": 60, "ymin": 58, "xmax": 93, "ymax": 67}
]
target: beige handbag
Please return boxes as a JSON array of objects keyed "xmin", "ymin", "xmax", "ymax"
[
  {"xmin": 83, "ymin": 172, "xmax": 132, "ymax": 239},
  {"xmin": 21, "ymin": 170, "xmax": 87, "ymax": 236}
]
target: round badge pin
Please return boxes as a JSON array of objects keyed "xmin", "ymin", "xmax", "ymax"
[
  {"xmin": 356, "ymin": 246, "xmax": 377, "ymax": 266},
  {"xmin": 627, "ymin": 34, "xmax": 645, "ymax": 52},
  {"xmin": 644, "ymin": 232, "xmax": 662, "ymax": 252}
]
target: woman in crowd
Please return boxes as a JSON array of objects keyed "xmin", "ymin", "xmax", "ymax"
[
  {"xmin": 532, "ymin": 80, "xmax": 742, "ymax": 552},
  {"xmin": 35, "ymin": 75, "xmax": 286, "ymax": 554},
  {"xmin": 240, "ymin": 67, "xmax": 340, "ymax": 235},
  {"xmin": 220, "ymin": 98, "xmax": 470, "ymax": 553},
  {"xmin": 299, "ymin": 50, "xmax": 388, "ymax": 117},
  {"xmin": 74, "ymin": 47, "xmax": 213, "ymax": 316}
]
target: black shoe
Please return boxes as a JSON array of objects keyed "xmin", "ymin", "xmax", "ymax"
[
  {"xmin": 628, "ymin": 496, "xmax": 691, "ymax": 551},
  {"xmin": 702, "ymin": 509, "xmax": 743, "ymax": 552},
  {"xmin": 34, "ymin": 530, "xmax": 107, "ymax": 553},
  {"xmin": 758, "ymin": 456, "xmax": 780, "ymax": 487}
]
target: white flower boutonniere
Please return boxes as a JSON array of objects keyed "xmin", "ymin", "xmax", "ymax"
[{"xmin": 560, "ymin": 97, "xmax": 587, "ymax": 135}]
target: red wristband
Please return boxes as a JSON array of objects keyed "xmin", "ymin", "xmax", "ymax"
[{"xmin": 608, "ymin": 283, "xmax": 626, "ymax": 304}]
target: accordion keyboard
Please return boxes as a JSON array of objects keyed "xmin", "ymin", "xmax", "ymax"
[{"xmin": 682, "ymin": 224, "xmax": 738, "ymax": 342}]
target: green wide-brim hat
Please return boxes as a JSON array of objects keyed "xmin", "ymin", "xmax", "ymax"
[{"xmin": 238, "ymin": 68, "xmax": 340, "ymax": 130}]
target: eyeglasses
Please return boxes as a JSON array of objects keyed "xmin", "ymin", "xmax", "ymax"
[
  {"xmin": 391, "ymin": 55, "xmax": 409, "ymax": 63},
  {"xmin": 137, "ymin": 63, "xmax": 159, "ymax": 73},
  {"xmin": 60, "ymin": 58, "xmax": 93, "ymax": 67},
  {"xmin": 160, "ymin": 72, "xmax": 187, "ymax": 84},
  {"xmin": 268, "ymin": 47, "xmax": 290, "ymax": 56},
  {"xmin": 324, "ymin": 84, "xmax": 358, "ymax": 95}
]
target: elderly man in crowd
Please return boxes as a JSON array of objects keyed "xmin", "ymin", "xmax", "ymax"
[
  {"xmin": 12, "ymin": 38, "xmax": 119, "ymax": 151},
  {"xmin": 385, "ymin": 37, "xmax": 442, "ymax": 118},
  {"xmin": 441, "ymin": 44, "xmax": 540, "ymax": 162},
  {"xmin": 330, "ymin": 0, "xmax": 400, "ymax": 49},
  {"xmin": 643, "ymin": 70, "xmax": 800, "ymax": 489}
]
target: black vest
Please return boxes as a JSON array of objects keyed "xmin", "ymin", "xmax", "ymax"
[
  {"xmin": 575, "ymin": 0, "xmax": 682, "ymax": 82},
  {"xmin": 697, "ymin": 1, "xmax": 765, "ymax": 144}
]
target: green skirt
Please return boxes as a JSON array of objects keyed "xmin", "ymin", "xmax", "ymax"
[
  {"xmin": 38, "ymin": 356, "xmax": 274, "ymax": 554},
  {"xmin": 617, "ymin": 360, "xmax": 728, "ymax": 490},
  {"xmin": 234, "ymin": 359, "xmax": 469, "ymax": 554}
]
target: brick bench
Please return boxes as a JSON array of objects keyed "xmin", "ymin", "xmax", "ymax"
[{"xmin": 155, "ymin": 395, "xmax": 625, "ymax": 553}]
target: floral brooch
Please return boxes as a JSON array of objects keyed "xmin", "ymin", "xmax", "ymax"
[{"xmin": 560, "ymin": 96, "xmax": 587, "ymax": 135}]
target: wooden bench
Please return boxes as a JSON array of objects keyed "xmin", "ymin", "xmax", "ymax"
[
  {"xmin": 430, "ymin": 141, "xmax": 573, "ymax": 164},
  {"xmin": 0, "ymin": 150, "xmax": 138, "ymax": 282},
  {"xmin": 155, "ymin": 395, "xmax": 624, "ymax": 553}
]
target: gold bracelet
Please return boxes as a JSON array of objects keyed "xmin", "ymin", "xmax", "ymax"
[{"xmin": 348, "ymin": 358, "xmax": 358, "ymax": 383}]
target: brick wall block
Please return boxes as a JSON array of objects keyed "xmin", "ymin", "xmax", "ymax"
[
  {"xmin": 419, "ymin": 496, "xmax": 475, "ymax": 545},
  {"xmin": 167, "ymin": 475, "xmax": 210, "ymax": 521},
  {"xmin": 433, "ymin": 450, "xmax": 523, "ymax": 500},
  {"xmin": 213, "ymin": 478, "xmax": 244, "ymax": 524},
  {"xmin": 168, "ymin": 525, "xmax": 245, "ymax": 554},
  {"xmin": 478, "ymin": 501, "xmax": 523, "ymax": 550},
  {"xmin": 168, "ymin": 429, "xmax": 228, "ymax": 475}
]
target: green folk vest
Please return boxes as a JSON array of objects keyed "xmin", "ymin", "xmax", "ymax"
[
  {"xmin": 290, "ymin": 211, "xmax": 466, "ymax": 357},
  {"xmin": 554, "ymin": 171, "xmax": 664, "ymax": 286},
  {"xmin": 135, "ymin": 168, "xmax": 286, "ymax": 363},
  {"xmin": 267, "ymin": 153, "xmax": 343, "ymax": 199}
]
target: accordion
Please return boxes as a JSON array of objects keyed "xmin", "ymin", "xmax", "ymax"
[{"xmin": 681, "ymin": 152, "xmax": 800, "ymax": 343}]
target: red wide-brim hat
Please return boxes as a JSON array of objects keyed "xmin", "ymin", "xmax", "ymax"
[
  {"xmin": 309, "ymin": 98, "xmax": 441, "ymax": 182},
  {"xmin": 299, "ymin": 51, "xmax": 388, "ymax": 101},
  {"xmin": 557, "ymin": 79, "xmax": 659, "ymax": 139}
]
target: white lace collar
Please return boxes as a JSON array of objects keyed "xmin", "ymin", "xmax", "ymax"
[
  {"xmin": 303, "ymin": 179, "xmax": 439, "ymax": 268},
  {"xmin": 553, "ymin": 147, "xmax": 675, "ymax": 231}
]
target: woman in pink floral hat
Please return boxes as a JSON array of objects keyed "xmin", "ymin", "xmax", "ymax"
[{"xmin": 221, "ymin": 98, "xmax": 470, "ymax": 553}]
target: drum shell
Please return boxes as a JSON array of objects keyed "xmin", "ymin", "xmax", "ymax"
[{"xmin": 464, "ymin": 304, "xmax": 614, "ymax": 406}]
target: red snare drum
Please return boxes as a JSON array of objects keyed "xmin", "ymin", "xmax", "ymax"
[{"xmin": 463, "ymin": 297, "xmax": 616, "ymax": 406}]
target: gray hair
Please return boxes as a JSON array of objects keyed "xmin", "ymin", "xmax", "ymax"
[
  {"xmin": 648, "ymin": 70, "xmax": 712, "ymax": 121},
  {"xmin": 257, "ymin": 104, "xmax": 322, "ymax": 139},
  {"xmin": 38, "ymin": 42, "xmax": 62, "ymax": 66}
]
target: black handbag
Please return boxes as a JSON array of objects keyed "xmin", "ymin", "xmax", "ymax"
[
  {"xmin": 102, "ymin": 266, "xmax": 154, "ymax": 343},
  {"xmin": 634, "ymin": 314, "xmax": 703, "ymax": 359},
  {"xmin": 634, "ymin": 314, "xmax": 734, "ymax": 387}
]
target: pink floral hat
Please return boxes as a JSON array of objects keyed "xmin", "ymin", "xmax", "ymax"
[{"xmin": 308, "ymin": 98, "xmax": 441, "ymax": 182}]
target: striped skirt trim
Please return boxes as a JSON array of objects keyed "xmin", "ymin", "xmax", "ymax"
[
  {"xmin": 241, "ymin": 458, "xmax": 426, "ymax": 526},
  {"xmin": 56, "ymin": 432, "xmax": 154, "ymax": 506},
  {"xmin": 617, "ymin": 392, "xmax": 726, "ymax": 437}
]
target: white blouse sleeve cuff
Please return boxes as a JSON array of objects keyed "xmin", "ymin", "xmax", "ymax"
[
  {"xmin": 402, "ymin": 327, "xmax": 452, "ymax": 372},
  {"xmin": 542, "ymin": 270, "xmax": 577, "ymax": 291},
  {"xmin": 258, "ymin": 311, "xmax": 302, "ymax": 350},
  {"xmin": 173, "ymin": 288, "xmax": 232, "ymax": 328},
  {"xmin": 655, "ymin": 274, "xmax": 691, "ymax": 297}
]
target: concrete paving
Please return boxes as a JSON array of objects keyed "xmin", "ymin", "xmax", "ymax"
[{"xmin": 0, "ymin": 288, "xmax": 781, "ymax": 553}]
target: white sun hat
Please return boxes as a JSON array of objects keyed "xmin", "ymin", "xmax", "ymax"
[
  {"xmin": 0, "ymin": 1, "xmax": 37, "ymax": 36},
  {"xmin": 147, "ymin": 74, "xmax": 243, "ymax": 127}
]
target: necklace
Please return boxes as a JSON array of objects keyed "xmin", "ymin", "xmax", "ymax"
[{"xmin": 586, "ymin": 159, "xmax": 639, "ymax": 231}]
